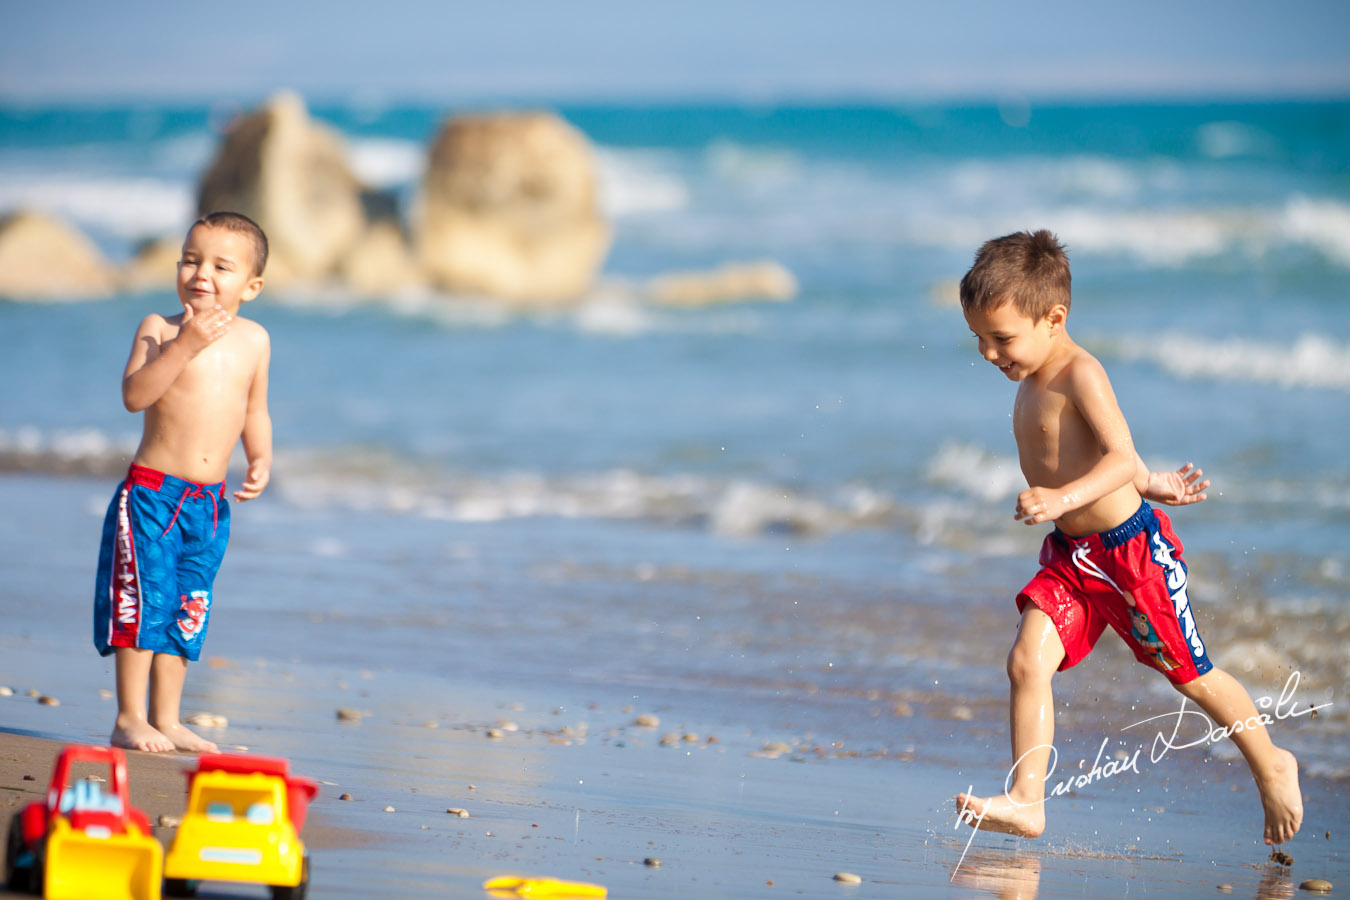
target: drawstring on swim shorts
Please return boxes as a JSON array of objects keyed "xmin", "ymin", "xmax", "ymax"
[
  {"xmin": 1070, "ymin": 543, "xmax": 1125, "ymax": 596},
  {"xmin": 160, "ymin": 484, "xmax": 221, "ymax": 538}
]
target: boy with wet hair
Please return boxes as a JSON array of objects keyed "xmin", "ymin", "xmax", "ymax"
[
  {"xmin": 94, "ymin": 211, "xmax": 272, "ymax": 753},
  {"xmin": 954, "ymin": 230, "xmax": 1302, "ymax": 846}
]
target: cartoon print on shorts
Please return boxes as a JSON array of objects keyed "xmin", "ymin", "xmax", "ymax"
[
  {"xmin": 1128, "ymin": 607, "xmax": 1180, "ymax": 672},
  {"xmin": 177, "ymin": 590, "xmax": 210, "ymax": 642}
]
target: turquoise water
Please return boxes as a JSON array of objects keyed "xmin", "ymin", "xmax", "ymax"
[{"xmin": 1, "ymin": 100, "xmax": 1347, "ymax": 778}]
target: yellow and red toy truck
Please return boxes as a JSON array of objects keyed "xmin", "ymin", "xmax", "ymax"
[
  {"xmin": 3, "ymin": 744, "xmax": 162, "ymax": 900},
  {"xmin": 161, "ymin": 753, "xmax": 317, "ymax": 900}
]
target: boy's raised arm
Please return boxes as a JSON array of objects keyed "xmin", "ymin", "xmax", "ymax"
[
  {"xmin": 121, "ymin": 306, "xmax": 232, "ymax": 412},
  {"xmin": 1015, "ymin": 356, "xmax": 1139, "ymax": 526},
  {"xmin": 233, "ymin": 335, "xmax": 272, "ymax": 502}
]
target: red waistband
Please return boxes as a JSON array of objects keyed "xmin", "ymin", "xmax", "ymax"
[{"xmin": 127, "ymin": 463, "xmax": 226, "ymax": 499}]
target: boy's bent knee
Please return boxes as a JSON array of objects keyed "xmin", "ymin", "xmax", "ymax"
[{"xmin": 1007, "ymin": 643, "xmax": 1056, "ymax": 686}]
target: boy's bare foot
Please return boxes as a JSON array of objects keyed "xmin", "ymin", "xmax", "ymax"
[
  {"xmin": 111, "ymin": 716, "xmax": 174, "ymax": 753},
  {"xmin": 1258, "ymin": 749, "xmax": 1303, "ymax": 845},
  {"xmin": 153, "ymin": 721, "xmax": 219, "ymax": 754},
  {"xmin": 955, "ymin": 791, "xmax": 1046, "ymax": 839}
]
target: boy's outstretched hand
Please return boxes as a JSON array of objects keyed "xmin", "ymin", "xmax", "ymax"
[
  {"xmin": 1144, "ymin": 462, "xmax": 1209, "ymax": 506},
  {"xmin": 233, "ymin": 459, "xmax": 270, "ymax": 502}
]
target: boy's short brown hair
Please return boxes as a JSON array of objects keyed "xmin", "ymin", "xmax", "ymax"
[
  {"xmin": 959, "ymin": 229, "xmax": 1070, "ymax": 320},
  {"xmin": 192, "ymin": 211, "xmax": 269, "ymax": 278}
]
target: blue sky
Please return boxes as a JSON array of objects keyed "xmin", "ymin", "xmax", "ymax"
[{"xmin": 3, "ymin": 0, "xmax": 1348, "ymax": 102}]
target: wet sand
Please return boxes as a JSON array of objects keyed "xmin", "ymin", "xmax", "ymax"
[{"xmin": 2, "ymin": 472, "xmax": 1347, "ymax": 898}]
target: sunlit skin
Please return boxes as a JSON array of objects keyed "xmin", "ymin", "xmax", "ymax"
[
  {"xmin": 955, "ymin": 299, "xmax": 1302, "ymax": 846},
  {"xmin": 111, "ymin": 223, "xmax": 271, "ymax": 754}
]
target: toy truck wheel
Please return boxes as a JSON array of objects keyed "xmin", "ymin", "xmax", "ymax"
[
  {"xmin": 164, "ymin": 877, "xmax": 198, "ymax": 897},
  {"xmin": 4, "ymin": 811, "xmax": 37, "ymax": 893},
  {"xmin": 269, "ymin": 856, "xmax": 309, "ymax": 900}
]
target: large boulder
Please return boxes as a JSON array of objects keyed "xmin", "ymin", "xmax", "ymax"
[
  {"xmin": 418, "ymin": 112, "xmax": 610, "ymax": 305},
  {"xmin": 197, "ymin": 92, "xmax": 366, "ymax": 283},
  {"xmin": 120, "ymin": 235, "xmax": 182, "ymax": 293},
  {"xmin": 0, "ymin": 210, "xmax": 115, "ymax": 300}
]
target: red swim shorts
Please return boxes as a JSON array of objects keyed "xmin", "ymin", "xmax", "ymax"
[{"xmin": 1016, "ymin": 502, "xmax": 1212, "ymax": 685}]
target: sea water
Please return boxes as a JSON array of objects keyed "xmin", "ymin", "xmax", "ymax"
[{"xmin": 1, "ymin": 100, "xmax": 1347, "ymax": 778}]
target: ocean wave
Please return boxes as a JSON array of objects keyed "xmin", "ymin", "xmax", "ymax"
[
  {"xmin": 274, "ymin": 456, "xmax": 898, "ymax": 538},
  {"xmin": 0, "ymin": 426, "xmax": 138, "ymax": 477},
  {"xmin": 347, "ymin": 137, "xmax": 424, "ymax": 189},
  {"xmin": 595, "ymin": 147, "xmax": 689, "ymax": 216},
  {"xmin": 1109, "ymin": 332, "xmax": 1350, "ymax": 392},
  {"xmin": 0, "ymin": 173, "xmax": 192, "ymax": 241}
]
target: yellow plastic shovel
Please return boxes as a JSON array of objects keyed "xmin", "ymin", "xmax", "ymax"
[{"xmin": 483, "ymin": 875, "xmax": 608, "ymax": 898}]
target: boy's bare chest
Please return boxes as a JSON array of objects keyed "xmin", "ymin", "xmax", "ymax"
[
  {"xmin": 1012, "ymin": 383, "xmax": 1092, "ymax": 462},
  {"xmin": 163, "ymin": 339, "xmax": 255, "ymax": 406}
]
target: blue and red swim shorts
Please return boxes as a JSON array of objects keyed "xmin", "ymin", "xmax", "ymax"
[{"xmin": 93, "ymin": 464, "xmax": 230, "ymax": 661}]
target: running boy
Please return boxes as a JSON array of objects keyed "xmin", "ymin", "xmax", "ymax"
[
  {"xmin": 94, "ymin": 211, "xmax": 272, "ymax": 753},
  {"xmin": 954, "ymin": 230, "xmax": 1302, "ymax": 846}
]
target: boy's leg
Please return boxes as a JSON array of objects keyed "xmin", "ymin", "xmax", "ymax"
[
  {"xmin": 111, "ymin": 647, "xmax": 174, "ymax": 753},
  {"xmin": 147, "ymin": 652, "xmax": 218, "ymax": 754},
  {"xmin": 1173, "ymin": 668, "xmax": 1302, "ymax": 844},
  {"xmin": 956, "ymin": 605, "xmax": 1065, "ymax": 837}
]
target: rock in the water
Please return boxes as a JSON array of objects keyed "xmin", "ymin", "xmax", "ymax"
[
  {"xmin": 120, "ymin": 235, "xmax": 183, "ymax": 293},
  {"xmin": 197, "ymin": 91, "xmax": 367, "ymax": 283},
  {"xmin": 648, "ymin": 260, "xmax": 797, "ymax": 307},
  {"xmin": 833, "ymin": 872, "xmax": 862, "ymax": 884},
  {"xmin": 0, "ymin": 210, "xmax": 115, "ymax": 300},
  {"xmin": 340, "ymin": 218, "xmax": 422, "ymax": 296},
  {"xmin": 418, "ymin": 112, "xmax": 610, "ymax": 304},
  {"xmin": 1300, "ymin": 880, "xmax": 1333, "ymax": 893}
]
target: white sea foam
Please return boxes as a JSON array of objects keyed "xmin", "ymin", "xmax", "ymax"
[
  {"xmin": 347, "ymin": 137, "xmax": 424, "ymax": 188},
  {"xmin": 925, "ymin": 441, "xmax": 1023, "ymax": 503},
  {"xmin": 1111, "ymin": 332, "xmax": 1350, "ymax": 392},
  {"xmin": 0, "ymin": 174, "xmax": 192, "ymax": 241},
  {"xmin": 273, "ymin": 456, "xmax": 898, "ymax": 538},
  {"xmin": 595, "ymin": 148, "xmax": 689, "ymax": 216}
]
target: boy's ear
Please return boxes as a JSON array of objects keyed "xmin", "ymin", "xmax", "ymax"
[
  {"xmin": 1045, "ymin": 304, "xmax": 1068, "ymax": 332},
  {"xmin": 240, "ymin": 276, "xmax": 265, "ymax": 303}
]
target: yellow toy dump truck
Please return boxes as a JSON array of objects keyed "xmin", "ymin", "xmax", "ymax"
[
  {"xmin": 4, "ymin": 744, "xmax": 162, "ymax": 900},
  {"xmin": 161, "ymin": 753, "xmax": 317, "ymax": 900}
]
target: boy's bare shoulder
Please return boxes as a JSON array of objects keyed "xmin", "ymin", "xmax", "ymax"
[
  {"xmin": 232, "ymin": 316, "xmax": 270, "ymax": 346},
  {"xmin": 1057, "ymin": 345, "xmax": 1113, "ymax": 391}
]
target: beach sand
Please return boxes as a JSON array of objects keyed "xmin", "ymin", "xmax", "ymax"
[{"xmin": 2, "ymin": 472, "xmax": 1346, "ymax": 898}]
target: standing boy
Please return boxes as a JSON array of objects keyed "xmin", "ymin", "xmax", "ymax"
[
  {"xmin": 94, "ymin": 211, "xmax": 272, "ymax": 753},
  {"xmin": 954, "ymin": 230, "xmax": 1302, "ymax": 846}
]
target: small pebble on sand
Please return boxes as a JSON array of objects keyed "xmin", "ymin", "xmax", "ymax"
[
  {"xmin": 22, "ymin": 775, "xmax": 35, "ymax": 781},
  {"xmin": 384, "ymin": 806, "xmax": 396, "ymax": 812},
  {"xmin": 447, "ymin": 808, "xmax": 469, "ymax": 818},
  {"xmin": 26, "ymin": 689, "xmax": 40, "ymax": 697},
  {"xmin": 158, "ymin": 815, "xmax": 181, "ymax": 828},
  {"xmin": 336, "ymin": 708, "xmax": 363, "ymax": 722},
  {"xmin": 185, "ymin": 712, "xmax": 227, "ymax": 728},
  {"xmin": 496, "ymin": 720, "xmax": 519, "ymax": 732},
  {"xmin": 37, "ymin": 695, "xmax": 60, "ymax": 706},
  {"xmin": 660, "ymin": 734, "xmax": 679, "ymax": 746},
  {"xmin": 486, "ymin": 728, "xmax": 504, "ymax": 739},
  {"xmin": 682, "ymin": 733, "xmax": 699, "ymax": 743},
  {"xmin": 634, "ymin": 714, "xmax": 660, "ymax": 728},
  {"xmin": 1300, "ymin": 880, "xmax": 1333, "ymax": 893},
  {"xmin": 644, "ymin": 858, "xmax": 662, "ymax": 868},
  {"xmin": 834, "ymin": 872, "xmax": 862, "ymax": 884},
  {"xmin": 339, "ymin": 793, "xmax": 353, "ymax": 801}
]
